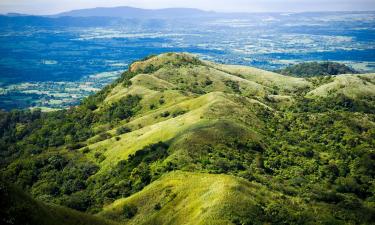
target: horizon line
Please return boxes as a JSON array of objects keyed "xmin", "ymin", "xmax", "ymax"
[{"xmin": 2, "ymin": 5, "xmax": 375, "ymax": 16}]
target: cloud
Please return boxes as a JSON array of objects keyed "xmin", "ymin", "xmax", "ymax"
[{"xmin": 1, "ymin": 0, "xmax": 374, "ymax": 14}]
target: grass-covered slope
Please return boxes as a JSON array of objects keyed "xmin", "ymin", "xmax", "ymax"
[
  {"xmin": 307, "ymin": 74, "xmax": 375, "ymax": 99},
  {"xmin": 99, "ymin": 171, "xmax": 282, "ymax": 225},
  {"xmin": 1, "ymin": 53, "xmax": 375, "ymax": 224}
]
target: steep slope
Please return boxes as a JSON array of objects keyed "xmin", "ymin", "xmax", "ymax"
[
  {"xmin": 99, "ymin": 171, "xmax": 285, "ymax": 225},
  {"xmin": 204, "ymin": 60, "xmax": 311, "ymax": 93},
  {"xmin": 307, "ymin": 73, "xmax": 375, "ymax": 99},
  {"xmin": 1, "ymin": 53, "xmax": 375, "ymax": 225}
]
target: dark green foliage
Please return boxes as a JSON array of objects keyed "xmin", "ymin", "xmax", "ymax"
[
  {"xmin": 154, "ymin": 203, "xmax": 162, "ymax": 210},
  {"xmin": 61, "ymin": 191, "xmax": 92, "ymax": 211},
  {"xmin": 251, "ymin": 108, "xmax": 375, "ymax": 222},
  {"xmin": 160, "ymin": 111, "xmax": 170, "ymax": 117},
  {"xmin": 100, "ymin": 95, "xmax": 141, "ymax": 122},
  {"xmin": 292, "ymin": 94, "xmax": 375, "ymax": 113},
  {"xmin": 122, "ymin": 204, "xmax": 138, "ymax": 219},
  {"xmin": 116, "ymin": 126, "xmax": 132, "ymax": 135},
  {"xmin": 172, "ymin": 109, "xmax": 187, "ymax": 117},
  {"xmin": 0, "ymin": 180, "xmax": 115, "ymax": 225},
  {"xmin": 205, "ymin": 78, "xmax": 213, "ymax": 86},
  {"xmin": 276, "ymin": 62, "xmax": 359, "ymax": 77},
  {"xmin": 86, "ymin": 142, "xmax": 170, "ymax": 209},
  {"xmin": 67, "ymin": 143, "xmax": 87, "ymax": 151},
  {"xmin": 95, "ymin": 132, "xmax": 112, "ymax": 142},
  {"xmin": 0, "ymin": 88, "xmax": 140, "ymax": 168},
  {"xmin": 149, "ymin": 104, "xmax": 156, "ymax": 110},
  {"xmin": 225, "ymin": 80, "xmax": 241, "ymax": 93},
  {"xmin": 119, "ymin": 71, "xmax": 136, "ymax": 88},
  {"xmin": 82, "ymin": 147, "xmax": 90, "ymax": 154},
  {"xmin": 1, "ymin": 153, "xmax": 99, "ymax": 212}
]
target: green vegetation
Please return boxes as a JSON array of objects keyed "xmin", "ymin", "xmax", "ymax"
[
  {"xmin": 276, "ymin": 61, "xmax": 359, "ymax": 77},
  {"xmin": 1, "ymin": 53, "xmax": 374, "ymax": 224},
  {"xmin": 0, "ymin": 179, "xmax": 117, "ymax": 225}
]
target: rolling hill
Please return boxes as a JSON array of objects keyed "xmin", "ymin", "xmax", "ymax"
[{"xmin": 1, "ymin": 53, "xmax": 374, "ymax": 224}]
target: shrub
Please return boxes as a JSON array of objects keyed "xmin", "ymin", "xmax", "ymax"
[
  {"xmin": 82, "ymin": 147, "xmax": 90, "ymax": 154},
  {"xmin": 225, "ymin": 80, "xmax": 241, "ymax": 93},
  {"xmin": 205, "ymin": 78, "xmax": 213, "ymax": 86},
  {"xmin": 154, "ymin": 203, "xmax": 162, "ymax": 210},
  {"xmin": 335, "ymin": 177, "xmax": 361, "ymax": 194},
  {"xmin": 172, "ymin": 110, "xmax": 187, "ymax": 117},
  {"xmin": 66, "ymin": 143, "xmax": 86, "ymax": 151},
  {"xmin": 161, "ymin": 111, "xmax": 170, "ymax": 117},
  {"xmin": 61, "ymin": 191, "xmax": 91, "ymax": 212},
  {"xmin": 97, "ymin": 132, "xmax": 112, "ymax": 142},
  {"xmin": 122, "ymin": 204, "xmax": 138, "ymax": 219},
  {"xmin": 116, "ymin": 126, "xmax": 132, "ymax": 135}
]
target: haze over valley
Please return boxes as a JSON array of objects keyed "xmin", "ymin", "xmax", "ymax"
[{"xmin": 0, "ymin": 7, "xmax": 374, "ymax": 110}]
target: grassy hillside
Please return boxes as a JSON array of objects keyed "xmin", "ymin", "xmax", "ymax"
[
  {"xmin": 1, "ymin": 53, "xmax": 374, "ymax": 224},
  {"xmin": 99, "ymin": 171, "xmax": 288, "ymax": 225}
]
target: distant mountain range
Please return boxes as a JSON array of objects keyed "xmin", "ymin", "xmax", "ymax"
[
  {"xmin": 54, "ymin": 6, "xmax": 217, "ymax": 18},
  {"xmin": 3, "ymin": 7, "xmax": 373, "ymax": 20}
]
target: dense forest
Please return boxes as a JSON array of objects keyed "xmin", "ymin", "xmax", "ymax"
[
  {"xmin": 275, "ymin": 62, "xmax": 359, "ymax": 77},
  {"xmin": 1, "ymin": 53, "xmax": 374, "ymax": 225}
]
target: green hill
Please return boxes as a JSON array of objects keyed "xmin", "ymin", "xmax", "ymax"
[
  {"xmin": 0, "ymin": 180, "xmax": 117, "ymax": 225},
  {"xmin": 275, "ymin": 61, "xmax": 359, "ymax": 77},
  {"xmin": 1, "ymin": 53, "xmax": 374, "ymax": 224}
]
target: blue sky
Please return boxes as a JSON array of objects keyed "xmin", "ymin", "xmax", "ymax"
[{"xmin": 1, "ymin": 0, "xmax": 375, "ymax": 14}]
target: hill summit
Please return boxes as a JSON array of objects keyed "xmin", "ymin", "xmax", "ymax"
[{"xmin": 1, "ymin": 53, "xmax": 375, "ymax": 225}]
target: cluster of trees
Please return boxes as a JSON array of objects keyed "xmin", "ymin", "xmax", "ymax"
[
  {"xmin": 0, "ymin": 141, "xmax": 169, "ymax": 213},
  {"xmin": 292, "ymin": 94, "xmax": 375, "ymax": 114},
  {"xmin": 275, "ymin": 61, "xmax": 359, "ymax": 77},
  {"xmin": 1, "ymin": 153, "xmax": 99, "ymax": 211},
  {"xmin": 248, "ymin": 102, "xmax": 375, "ymax": 223},
  {"xmin": 0, "ymin": 93, "xmax": 141, "ymax": 163},
  {"xmin": 87, "ymin": 142, "xmax": 171, "ymax": 212}
]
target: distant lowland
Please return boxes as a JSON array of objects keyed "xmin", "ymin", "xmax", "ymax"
[{"xmin": 0, "ymin": 7, "xmax": 374, "ymax": 110}]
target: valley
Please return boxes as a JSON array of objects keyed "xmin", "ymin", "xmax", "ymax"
[{"xmin": 0, "ymin": 11, "xmax": 374, "ymax": 110}]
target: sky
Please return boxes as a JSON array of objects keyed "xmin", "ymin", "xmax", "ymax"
[{"xmin": 1, "ymin": 0, "xmax": 375, "ymax": 15}]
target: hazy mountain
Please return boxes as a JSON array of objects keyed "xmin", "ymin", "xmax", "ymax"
[
  {"xmin": 55, "ymin": 6, "xmax": 216, "ymax": 18},
  {"xmin": 0, "ymin": 15, "xmax": 118, "ymax": 28},
  {"xmin": 3, "ymin": 13, "xmax": 30, "ymax": 17}
]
